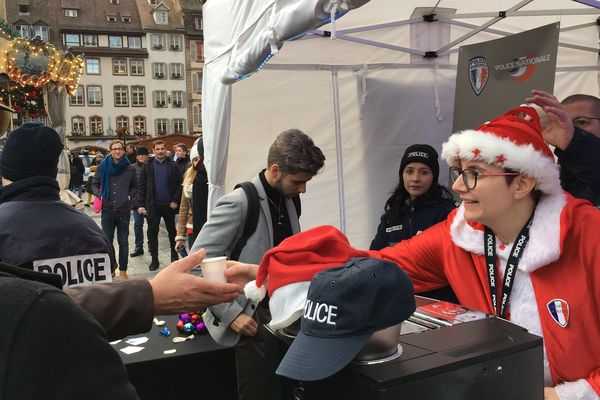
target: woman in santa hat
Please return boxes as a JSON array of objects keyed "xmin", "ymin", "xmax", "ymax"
[{"xmin": 368, "ymin": 105, "xmax": 600, "ymax": 400}]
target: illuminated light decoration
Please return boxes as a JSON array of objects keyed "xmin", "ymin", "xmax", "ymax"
[{"xmin": 3, "ymin": 36, "xmax": 84, "ymax": 95}]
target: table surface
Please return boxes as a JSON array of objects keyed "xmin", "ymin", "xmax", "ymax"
[{"xmin": 113, "ymin": 314, "xmax": 230, "ymax": 365}]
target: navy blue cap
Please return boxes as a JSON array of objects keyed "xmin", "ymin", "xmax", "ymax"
[{"xmin": 276, "ymin": 257, "xmax": 415, "ymax": 381}]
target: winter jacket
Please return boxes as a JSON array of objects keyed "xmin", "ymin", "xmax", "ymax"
[
  {"xmin": 70, "ymin": 156, "xmax": 85, "ymax": 186},
  {"xmin": 175, "ymin": 156, "xmax": 191, "ymax": 177},
  {"xmin": 554, "ymin": 127, "xmax": 600, "ymax": 207},
  {"xmin": 176, "ymin": 166, "xmax": 208, "ymax": 240},
  {"xmin": 0, "ymin": 176, "xmax": 116, "ymax": 288},
  {"xmin": 370, "ymin": 194, "xmax": 457, "ymax": 250},
  {"xmin": 137, "ymin": 157, "xmax": 182, "ymax": 211},
  {"xmin": 368, "ymin": 191, "xmax": 600, "ymax": 397},
  {"xmin": 0, "ymin": 263, "xmax": 139, "ymax": 399},
  {"xmin": 92, "ymin": 163, "xmax": 137, "ymax": 213}
]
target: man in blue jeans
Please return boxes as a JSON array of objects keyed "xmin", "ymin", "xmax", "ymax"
[
  {"xmin": 92, "ymin": 140, "xmax": 138, "ymax": 280},
  {"xmin": 130, "ymin": 146, "xmax": 149, "ymax": 257}
]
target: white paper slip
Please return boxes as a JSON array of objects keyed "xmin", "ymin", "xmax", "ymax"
[
  {"xmin": 120, "ymin": 346, "xmax": 145, "ymax": 355},
  {"xmin": 109, "ymin": 339, "xmax": 122, "ymax": 345},
  {"xmin": 163, "ymin": 349, "xmax": 177, "ymax": 355},
  {"xmin": 126, "ymin": 337, "xmax": 149, "ymax": 346}
]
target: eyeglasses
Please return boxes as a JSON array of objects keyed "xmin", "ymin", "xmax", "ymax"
[
  {"xmin": 572, "ymin": 116, "xmax": 600, "ymax": 128},
  {"xmin": 111, "ymin": 147, "xmax": 124, "ymax": 152},
  {"xmin": 449, "ymin": 167, "xmax": 520, "ymax": 190}
]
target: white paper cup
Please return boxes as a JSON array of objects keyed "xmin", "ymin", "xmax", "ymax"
[{"xmin": 200, "ymin": 256, "xmax": 227, "ymax": 283}]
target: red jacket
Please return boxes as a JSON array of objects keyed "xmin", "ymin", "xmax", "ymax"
[{"xmin": 368, "ymin": 191, "xmax": 600, "ymax": 395}]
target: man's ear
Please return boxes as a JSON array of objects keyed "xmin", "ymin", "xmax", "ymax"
[
  {"xmin": 268, "ymin": 163, "xmax": 281, "ymax": 177},
  {"xmin": 513, "ymin": 174, "xmax": 537, "ymax": 200}
]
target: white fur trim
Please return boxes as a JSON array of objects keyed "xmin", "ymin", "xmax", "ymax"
[
  {"xmin": 267, "ymin": 281, "xmax": 311, "ymax": 330},
  {"xmin": 555, "ymin": 379, "xmax": 600, "ymax": 400},
  {"xmin": 244, "ymin": 280, "xmax": 267, "ymax": 302},
  {"xmin": 441, "ymin": 129, "xmax": 562, "ymax": 195},
  {"xmin": 450, "ymin": 191, "xmax": 567, "ymax": 273}
]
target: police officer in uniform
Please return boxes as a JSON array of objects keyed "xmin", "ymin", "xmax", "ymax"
[{"xmin": 0, "ymin": 123, "xmax": 116, "ymax": 287}]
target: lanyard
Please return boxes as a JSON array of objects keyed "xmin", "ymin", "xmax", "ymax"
[{"xmin": 483, "ymin": 215, "xmax": 533, "ymax": 318}]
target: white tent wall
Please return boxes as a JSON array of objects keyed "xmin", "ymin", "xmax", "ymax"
[
  {"xmin": 205, "ymin": 0, "xmax": 600, "ymax": 248},
  {"xmin": 228, "ymin": 66, "xmax": 457, "ymax": 248}
]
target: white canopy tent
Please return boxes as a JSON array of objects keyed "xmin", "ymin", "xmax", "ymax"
[{"xmin": 203, "ymin": 0, "xmax": 600, "ymax": 248}]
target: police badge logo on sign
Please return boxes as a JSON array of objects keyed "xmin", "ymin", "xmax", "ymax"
[
  {"xmin": 33, "ymin": 253, "xmax": 112, "ymax": 287},
  {"xmin": 468, "ymin": 56, "xmax": 489, "ymax": 96}
]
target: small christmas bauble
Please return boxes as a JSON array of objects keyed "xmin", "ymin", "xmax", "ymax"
[
  {"xmin": 176, "ymin": 320, "xmax": 185, "ymax": 333},
  {"xmin": 184, "ymin": 322, "xmax": 195, "ymax": 333},
  {"xmin": 179, "ymin": 313, "xmax": 191, "ymax": 323},
  {"xmin": 195, "ymin": 322, "xmax": 206, "ymax": 332},
  {"xmin": 159, "ymin": 327, "xmax": 171, "ymax": 337}
]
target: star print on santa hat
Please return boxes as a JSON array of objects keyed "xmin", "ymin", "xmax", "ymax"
[{"xmin": 441, "ymin": 105, "xmax": 561, "ymax": 196}]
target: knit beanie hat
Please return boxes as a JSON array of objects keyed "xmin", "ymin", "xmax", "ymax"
[
  {"xmin": 0, "ymin": 122, "xmax": 63, "ymax": 181},
  {"xmin": 136, "ymin": 146, "xmax": 149, "ymax": 156},
  {"xmin": 399, "ymin": 144, "xmax": 440, "ymax": 183},
  {"xmin": 244, "ymin": 225, "xmax": 371, "ymax": 330},
  {"xmin": 441, "ymin": 106, "xmax": 560, "ymax": 195}
]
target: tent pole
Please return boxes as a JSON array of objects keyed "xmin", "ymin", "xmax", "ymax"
[
  {"xmin": 331, "ymin": 69, "xmax": 346, "ymax": 233},
  {"xmin": 436, "ymin": 0, "xmax": 534, "ymax": 54}
]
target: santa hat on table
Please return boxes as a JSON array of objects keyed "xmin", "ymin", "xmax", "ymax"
[
  {"xmin": 441, "ymin": 105, "xmax": 561, "ymax": 196},
  {"xmin": 244, "ymin": 225, "xmax": 371, "ymax": 330}
]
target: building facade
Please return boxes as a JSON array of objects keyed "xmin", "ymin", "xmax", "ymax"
[{"xmin": 5, "ymin": 0, "xmax": 203, "ymax": 151}]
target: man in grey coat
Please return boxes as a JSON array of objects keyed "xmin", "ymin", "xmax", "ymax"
[{"xmin": 191, "ymin": 129, "xmax": 325, "ymax": 400}]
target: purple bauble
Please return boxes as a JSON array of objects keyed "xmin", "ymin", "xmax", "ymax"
[
  {"xmin": 195, "ymin": 322, "xmax": 206, "ymax": 333},
  {"xmin": 184, "ymin": 322, "xmax": 195, "ymax": 333},
  {"xmin": 176, "ymin": 320, "xmax": 185, "ymax": 333},
  {"xmin": 179, "ymin": 313, "xmax": 191, "ymax": 323}
]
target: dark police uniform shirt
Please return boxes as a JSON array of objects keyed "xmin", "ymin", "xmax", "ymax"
[{"xmin": 0, "ymin": 176, "xmax": 115, "ymax": 288}]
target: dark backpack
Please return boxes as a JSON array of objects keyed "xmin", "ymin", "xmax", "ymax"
[{"xmin": 229, "ymin": 181, "xmax": 301, "ymax": 261}]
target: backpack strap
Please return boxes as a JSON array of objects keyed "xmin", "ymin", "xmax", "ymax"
[{"xmin": 229, "ymin": 182, "xmax": 260, "ymax": 261}]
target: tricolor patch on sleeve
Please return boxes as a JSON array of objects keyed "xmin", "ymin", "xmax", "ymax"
[{"xmin": 546, "ymin": 299, "xmax": 569, "ymax": 328}]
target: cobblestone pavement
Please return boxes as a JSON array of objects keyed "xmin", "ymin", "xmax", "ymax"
[{"xmin": 82, "ymin": 205, "xmax": 176, "ymax": 281}]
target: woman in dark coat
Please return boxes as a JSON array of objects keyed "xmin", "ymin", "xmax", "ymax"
[{"xmin": 370, "ymin": 144, "xmax": 457, "ymax": 302}]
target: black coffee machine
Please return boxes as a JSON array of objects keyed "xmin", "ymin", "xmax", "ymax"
[{"xmin": 263, "ymin": 297, "xmax": 543, "ymax": 400}]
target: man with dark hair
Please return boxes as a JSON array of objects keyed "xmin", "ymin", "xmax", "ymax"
[
  {"xmin": 191, "ymin": 128, "xmax": 325, "ymax": 400},
  {"xmin": 137, "ymin": 140, "xmax": 183, "ymax": 270},
  {"xmin": 125, "ymin": 143, "xmax": 137, "ymax": 164},
  {"xmin": 174, "ymin": 143, "xmax": 190, "ymax": 176},
  {"xmin": 527, "ymin": 90, "xmax": 600, "ymax": 206},
  {"xmin": 130, "ymin": 146, "xmax": 149, "ymax": 257},
  {"xmin": 92, "ymin": 139, "xmax": 137, "ymax": 280}
]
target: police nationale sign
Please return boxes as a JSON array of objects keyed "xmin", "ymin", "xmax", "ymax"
[
  {"xmin": 453, "ymin": 23, "xmax": 559, "ymax": 132},
  {"xmin": 33, "ymin": 253, "xmax": 112, "ymax": 287}
]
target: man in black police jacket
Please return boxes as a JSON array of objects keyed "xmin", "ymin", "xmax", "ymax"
[{"xmin": 0, "ymin": 122, "xmax": 116, "ymax": 287}]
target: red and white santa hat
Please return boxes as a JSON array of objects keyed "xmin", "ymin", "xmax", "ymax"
[
  {"xmin": 244, "ymin": 225, "xmax": 371, "ymax": 330},
  {"xmin": 441, "ymin": 105, "xmax": 561, "ymax": 196}
]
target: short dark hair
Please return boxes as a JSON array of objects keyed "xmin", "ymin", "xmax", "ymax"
[
  {"xmin": 153, "ymin": 140, "xmax": 165, "ymax": 148},
  {"xmin": 561, "ymin": 94, "xmax": 600, "ymax": 117},
  {"xmin": 176, "ymin": 143, "xmax": 187, "ymax": 152},
  {"xmin": 267, "ymin": 129, "xmax": 325, "ymax": 176}
]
